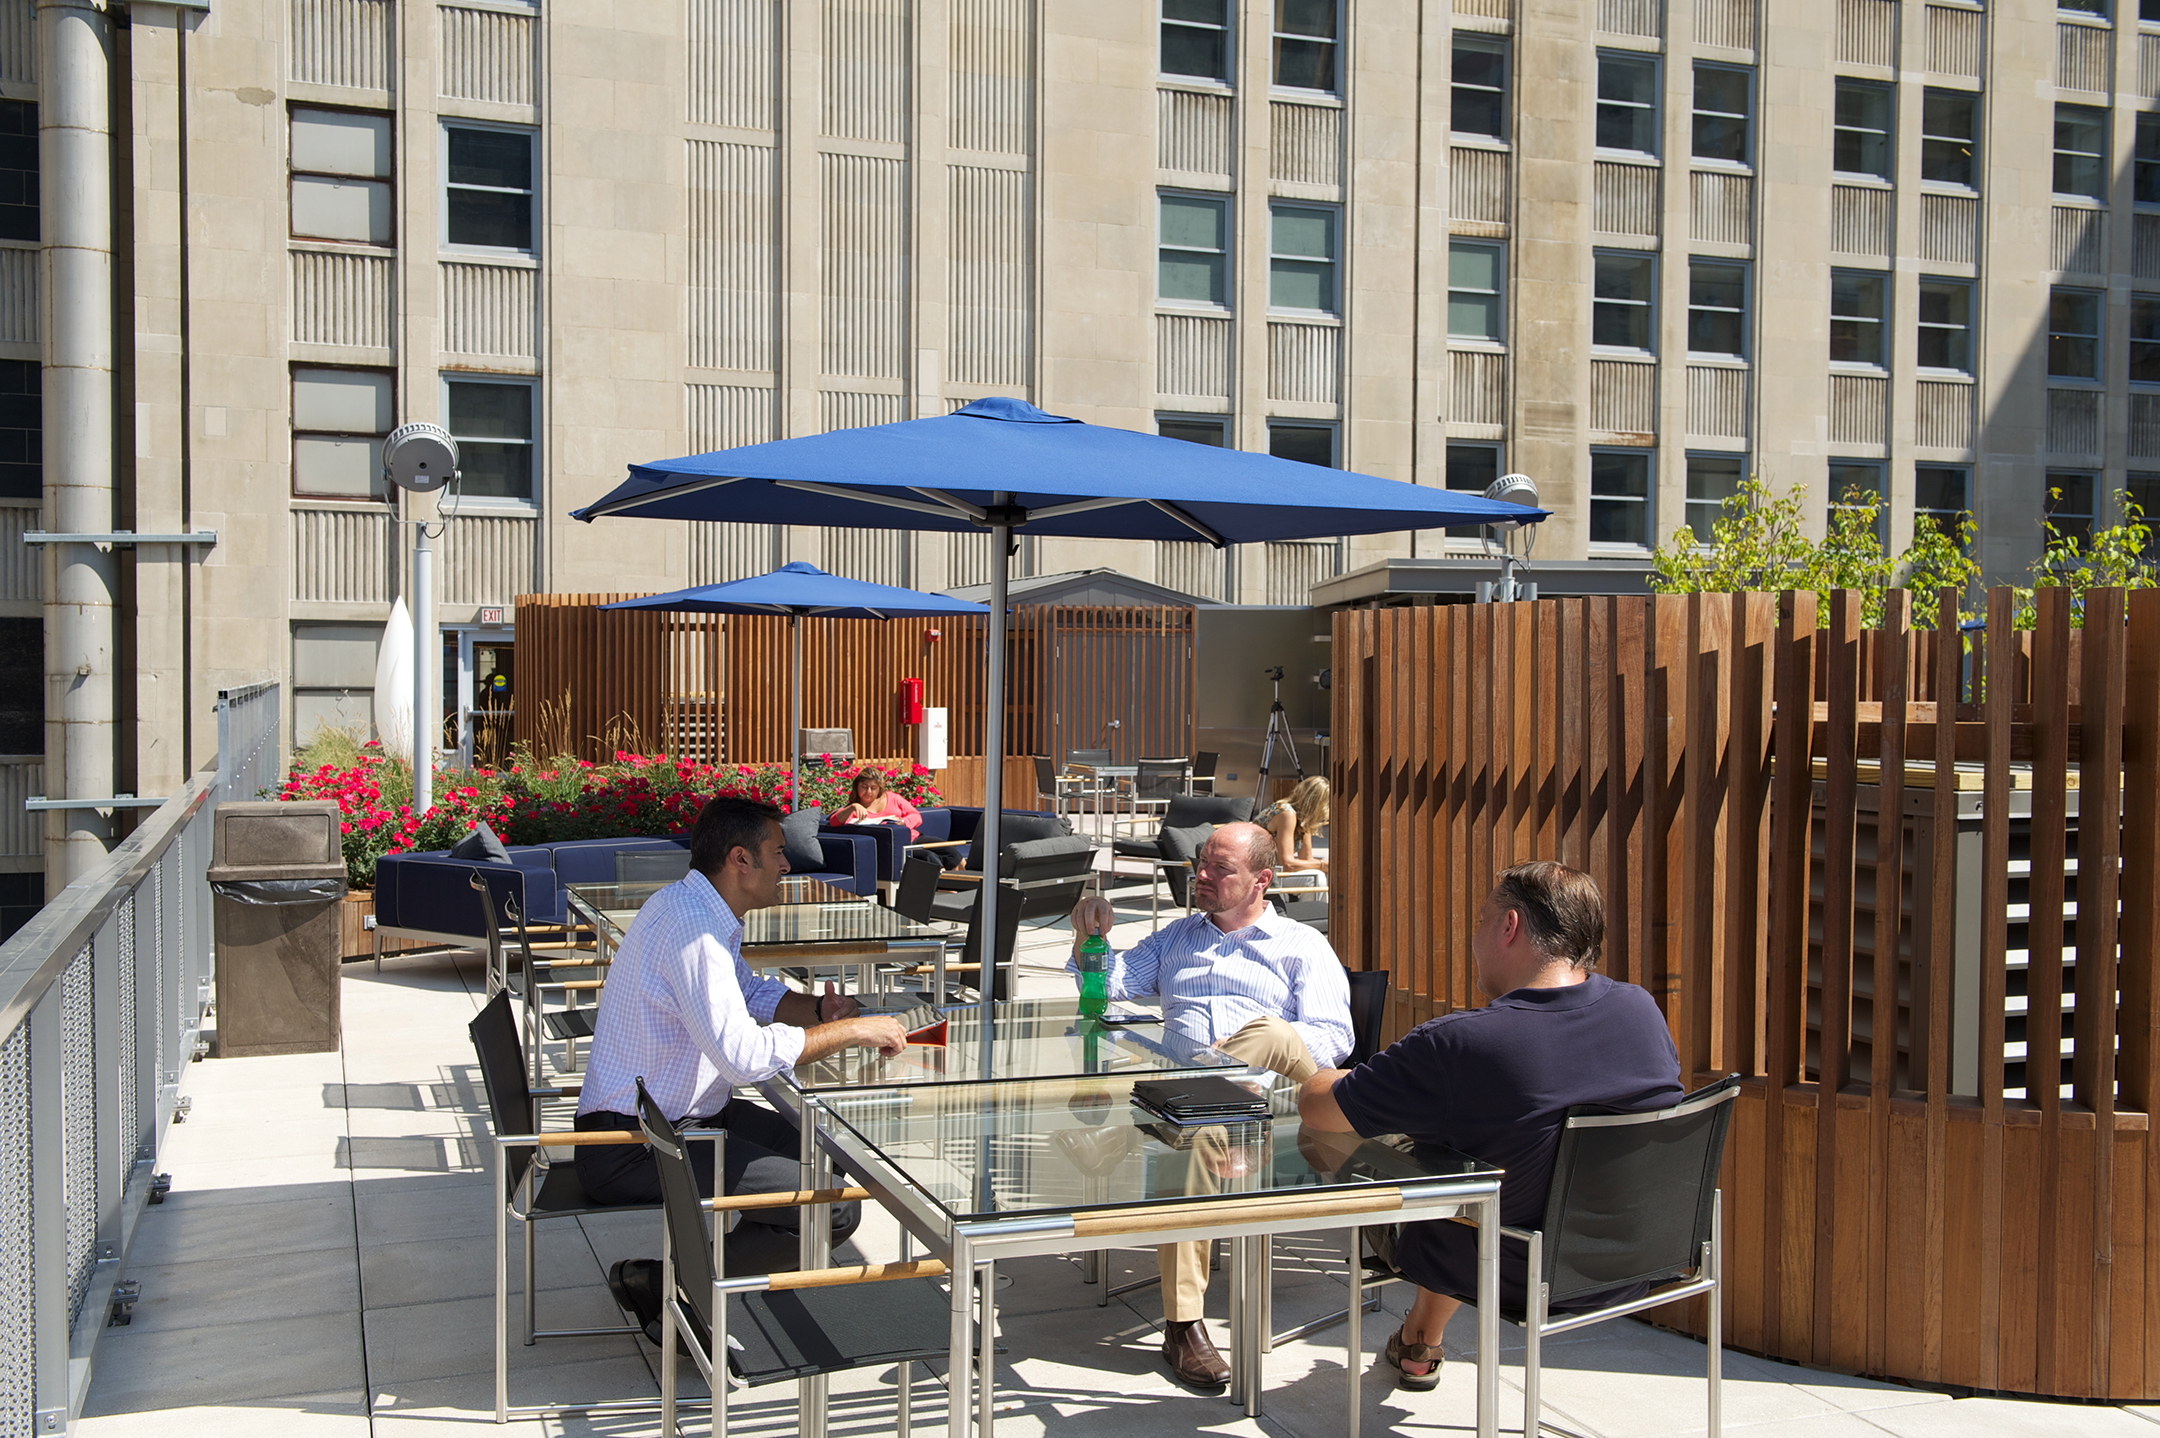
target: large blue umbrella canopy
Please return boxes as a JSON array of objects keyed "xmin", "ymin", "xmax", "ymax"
[
  {"xmin": 579, "ymin": 397, "xmax": 1548, "ymax": 1073},
  {"xmin": 602, "ymin": 563, "xmax": 989, "ymax": 804},
  {"xmin": 574, "ymin": 397, "xmax": 1549, "ymax": 539}
]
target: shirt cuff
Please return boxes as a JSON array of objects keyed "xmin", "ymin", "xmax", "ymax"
[
  {"xmin": 743, "ymin": 973, "xmax": 787, "ymax": 1025},
  {"xmin": 769, "ymin": 1021, "xmax": 807, "ymax": 1073}
]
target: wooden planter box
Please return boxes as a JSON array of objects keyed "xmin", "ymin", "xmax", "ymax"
[{"xmin": 339, "ymin": 890, "xmax": 430, "ymax": 962}]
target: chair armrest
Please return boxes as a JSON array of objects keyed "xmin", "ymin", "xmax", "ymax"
[
  {"xmin": 815, "ymin": 831, "xmax": 876, "ymax": 895},
  {"xmin": 907, "ymin": 839, "xmax": 969, "ymax": 850},
  {"xmin": 704, "ymin": 1185, "xmax": 869, "ymax": 1214},
  {"xmin": 936, "ymin": 871, "xmax": 986, "ymax": 885},
  {"xmin": 498, "ymin": 1129, "xmax": 645, "ymax": 1147}
]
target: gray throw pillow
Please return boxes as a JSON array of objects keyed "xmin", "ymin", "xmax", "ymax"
[
  {"xmin": 1157, "ymin": 823, "xmax": 1214, "ymax": 866},
  {"xmin": 448, "ymin": 820, "xmax": 511, "ymax": 863},
  {"xmin": 781, "ymin": 807, "xmax": 827, "ymax": 874}
]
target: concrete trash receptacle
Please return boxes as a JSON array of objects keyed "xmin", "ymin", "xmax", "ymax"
[{"xmin": 207, "ymin": 800, "xmax": 347, "ymax": 1058}]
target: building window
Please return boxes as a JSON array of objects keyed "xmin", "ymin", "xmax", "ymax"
[
  {"xmin": 2055, "ymin": 103, "xmax": 2109, "ymax": 202},
  {"xmin": 1915, "ymin": 465, "xmax": 1971, "ymax": 545},
  {"xmin": 1596, "ymin": 53, "xmax": 1659, "ymax": 157},
  {"xmin": 2130, "ymin": 472, "xmax": 2160, "ymax": 553},
  {"xmin": 1830, "ymin": 270, "xmax": 1887, "ymax": 368},
  {"xmin": 1158, "ymin": 413, "xmax": 1228, "ymax": 446},
  {"xmin": 1591, "ymin": 449, "xmax": 1653, "ymax": 547},
  {"xmin": 291, "ymin": 107, "xmax": 393, "ymax": 246},
  {"xmin": 1268, "ymin": 421, "xmax": 1335, "ymax": 467},
  {"xmin": 1446, "ymin": 442, "xmax": 1500, "ymax": 495},
  {"xmin": 1161, "ymin": 0, "xmax": 1231, "ymax": 83},
  {"xmin": 0, "ymin": 360, "xmax": 34, "ymax": 500},
  {"xmin": 2049, "ymin": 288, "xmax": 2102, "ymax": 379},
  {"xmin": 2046, "ymin": 471, "xmax": 2096, "ymax": 546},
  {"xmin": 2134, "ymin": 295, "xmax": 2160, "ymax": 384},
  {"xmin": 445, "ymin": 377, "xmax": 536, "ymax": 505},
  {"xmin": 1269, "ymin": 202, "xmax": 1338, "ymax": 314},
  {"xmin": 1921, "ymin": 89, "xmax": 1977, "ymax": 189},
  {"xmin": 0, "ymin": 100, "xmax": 35, "ymax": 244},
  {"xmin": 1448, "ymin": 241, "xmax": 1506, "ymax": 343},
  {"xmin": 1833, "ymin": 80, "xmax": 1893, "ymax": 182},
  {"xmin": 2060, "ymin": 0, "xmax": 2108, "ymax": 14},
  {"xmin": 293, "ymin": 623, "xmax": 384, "ymax": 746},
  {"xmin": 1159, "ymin": 192, "xmax": 1231, "ymax": 307},
  {"xmin": 1691, "ymin": 64, "xmax": 1752, "ymax": 166},
  {"xmin": 2140, "ymin": 113, "xmax": 2160, "ymax": 206},
  {"xmin": 1917, "ymin": 279, "xmax": 1974, "ymax": 374},
  {"xmin": 1593, "ymin": 251, "xmax": 1656, "ymax": 353},
  {"xmin": 1452, "ymin": 34, "xmax": 1507, "ymax": 140},
  {"xmin": 1828, "ymin": 459, "xmax": 1889, "ymax": 545},
  {"xmin": 1686, "ymin": 452, "xmax": 1744, "ymax": 544},
  {"xmin": 1688, "ymin": 260, "xmax": 1748, "ymax": 359},
  {"xmin": 292, "ymin": 367, "xmax": 393, "ymax": 500},
  {"xmin": 1272, "ymin": 0, "xmax": 1338, "ymax": 94},
  {"xmin": 443, "ymin": 124, "xmax": 534, "ymax": 251}
]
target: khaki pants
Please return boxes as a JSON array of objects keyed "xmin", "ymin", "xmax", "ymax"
[{"xmin": 1159, "ymin": 1016, "xmax": 1318, "ymax": 1322}]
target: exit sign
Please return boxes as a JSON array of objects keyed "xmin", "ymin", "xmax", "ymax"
[{"xmin": 479, "ymin": 607, "xmax": 505, "ymax": 626}]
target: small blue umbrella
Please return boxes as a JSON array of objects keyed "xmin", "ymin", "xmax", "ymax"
[
  {"xmin": 602, "ymin": 563, "xmax": 990, "ymax": 805},
  {"xmin": 579, "ymin": 397, "xmax": 1548, "ymax": 1074}
]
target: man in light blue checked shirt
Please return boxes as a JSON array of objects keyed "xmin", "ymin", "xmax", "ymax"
[{"xmin": 1066, "ymin": 819, "xmax": 1351, "ymax": 1389}]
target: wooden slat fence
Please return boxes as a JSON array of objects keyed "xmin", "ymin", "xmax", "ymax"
[{"xmin": 1332, "ymin": 588, "xmax": 2160, "ymax": 1400}]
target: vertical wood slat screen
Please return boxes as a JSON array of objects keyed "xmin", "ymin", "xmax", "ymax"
[{"xmin": 1332, "ymin": 589, "xmax": 2160, "ymax": 1401}]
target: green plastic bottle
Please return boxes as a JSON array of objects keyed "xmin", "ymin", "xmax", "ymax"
[{"xmin": 1076, "ymin": 931, "xmax": 1110, "ymax": 1015}]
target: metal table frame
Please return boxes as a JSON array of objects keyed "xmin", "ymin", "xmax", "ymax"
[{"xmin": 763, "ymin": 1079, "xmax": 1506, "ymax": 1438}]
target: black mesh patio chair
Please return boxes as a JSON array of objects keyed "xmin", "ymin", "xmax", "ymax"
[
  {"xmin": 1346, "ymin": 969, "xmax": 1389, "ymax": 1066},
  {"xmin": 1033, "ymin": 754, "xmax": 1088, "ymax": 816},
  {"xmin": 468, "ymin": 989, "xmax": 654, "ymax": 1422},
  {"xmin": 901, "ymin": 837, "xmax": 1087, "ymax": 999},
  {"xmin": 1189, "ymin": 750, "xmax": 1219, "ymax": 794},
  {"xmin": 635, "ymin": 1079, "xmax": 952, "ymax": 1438}
]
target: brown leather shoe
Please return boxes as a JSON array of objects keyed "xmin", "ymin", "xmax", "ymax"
[{"xmin": 1162, "ymin": 1319, "xmax": 1230, "ymax": 1389}]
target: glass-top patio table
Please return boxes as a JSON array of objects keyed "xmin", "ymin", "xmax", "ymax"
[{"xmin": 776, "ymin": 1070, "xmax": 1505, "ymax": 1438}]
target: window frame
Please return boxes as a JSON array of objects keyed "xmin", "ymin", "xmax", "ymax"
[
  {"xmin": 1920, "ymin": 87, "xmax": 1979, "ymax": 191},
  {"xmin": 1589, "ymin": 446, "xmax": 1656, "ymax": 550},
  {"xmin": 1592, "ymin": 249, "xmax": 1658, "ymax": 357},
  {"xmin": 2054, "ymin": 102, "xmax": 2111, "ymax": 203},
  {"xmin": 291, "ymin": 363, "xmax": 397, "ymax": 502},
  {"xmin": 1684, "ymin": 451, "xmax": 1746, "ymax": 546},
  {"xmin": 1832, "ymin": 79, "xmax": 1894, "ymax": 183},
  {"xmin": 2139, "ymin": 112, "xmax": 2160, "ymax": 207},
  {"xmin": 290, "ymin": 102, "xmax": 395, "ymax": 248},
  {"xmin": 1827, "ymin": 458, "xmax": 1890, "ymax": 547},
  {"xmin": 1270, "ymin": 0, "xmax": 1340, "ymax": 97},
  {"xmin": 1266, "ymin": 199, "xmax": 1341, "ymax": 316},
  {"xmin": 1690, "ymin": 61, "xmax": 1754, "ymax": 169},
  {"xmin": 440, "ymin": 373, "xmax": 540, "ymax": 512},
  {"xmin": 2135, "ymin": 294, "xmax": 2160, "ymax": 386},
  {"xmin": 2048, "ymin": 286, "xmax": 2104, "ymax": 381},
  {"xmin": 1829, "ymin": 268, "xmax": 1889, "ymax": 370},
  {"xmin": 1157, "ymin": 189, "xmax": 1234, "ymax": 311},
  {"xmin": 440, "ymin": 119, "xmax": 538, "ymax": 256},
  {"xmin": 1914, "ymin": 464, "xmax": 1973, "ymax": 549},
  {"xmin": 1156, "ymin": 412, "xmax": 1231, "ymax": 447},
  {"xmin": 1160, "ymin": 0, "xmax": 1233, "ymax": 85},
  {"xmin": 1687, "ymin": 258, "xmax": 1751, "ymax": 362},
  {"xmin": 1450, "ymin": 32, "xmax": 1508, "ymax": 142},
  {"xmin": 2046, "ymin": 469, "xmax": 2099, "ymax": 547},
  {"xmin": 1447, "ymin": 239, "xmax": 1508, "ymax": 345},
  {"xmin": 1595, "ymin": 51, "xmax": 1661, "ymax": 160},
  {"xmin": 1267, "ymin": 419, "xmax": 1338, "ymax": 468},
  {"xmin": 1916, "ymin": 277, "xmax": 1975, "ymax": 376}
]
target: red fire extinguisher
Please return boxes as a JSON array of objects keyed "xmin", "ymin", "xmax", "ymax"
[{"xmin": 900, "ymin": 677, "xmax": 925, "ymax": 725}]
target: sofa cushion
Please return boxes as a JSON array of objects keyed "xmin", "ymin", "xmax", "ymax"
[
  {"xmin": 449, "ymin": 821, "xmax": 511, "ymax": 863},
  {"xmin": 781, "ymin": 807, "xmax": 827, "ymax": 874}
]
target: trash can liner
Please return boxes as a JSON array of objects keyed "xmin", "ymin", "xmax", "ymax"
[{"xmin": 210, "ymin": 879, "xmax": 347, "ymax": 906}]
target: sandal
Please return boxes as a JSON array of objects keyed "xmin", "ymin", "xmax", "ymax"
[{"xmin": 1385, "ymin": 1326, "xmax": 1443, "ymax": 1392}]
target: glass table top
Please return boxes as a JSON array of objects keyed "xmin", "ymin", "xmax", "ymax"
[
  {"xmin": 565, "ymin": 877, "xmax": 942, "ymax": 948},
  {"xmin": 789, "ymin": 996, "xmax": 1244, "ymax": 1092},
  {"xmin": 811, "ymin": 1070, "xmax": 1501, "ymax": 1224}
]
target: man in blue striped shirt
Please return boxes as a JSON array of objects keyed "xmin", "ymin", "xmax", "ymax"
[{"xmin": 1067, "ymin": 820, "xmax": 1352, "ymax": 1388}]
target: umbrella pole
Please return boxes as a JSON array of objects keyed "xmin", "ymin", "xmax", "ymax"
[
  {"xmin": 977, "ymin": 520, "xmax": 1009, "ymax": 1080},
  {"xmin": 789, "ymin": 613, "xmax": 803, "ymax": 813}
]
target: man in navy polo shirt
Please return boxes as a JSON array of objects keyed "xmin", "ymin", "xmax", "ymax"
[{"xmin": 1296, "ymin": 860, "xmax": 1681, "ymax": 1390}]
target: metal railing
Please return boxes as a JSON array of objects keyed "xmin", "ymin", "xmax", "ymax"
[{"xmin": 0, "ymin": 682, "xmax": 279, "ymax": 1434}]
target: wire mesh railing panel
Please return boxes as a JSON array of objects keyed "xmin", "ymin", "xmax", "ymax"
[
  {"xmin": 60, "ymin": 948, "xmax": 94, "ymax": 1330},
  {"xmin": 116, "ymin": 894, "xmax": 137, "ymax": 1164},
  {"xmin": 0, "ymin": 1024, "xmax": 30, "ymax": 1437}
]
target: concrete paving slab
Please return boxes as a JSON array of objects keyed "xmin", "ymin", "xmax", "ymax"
[
  {"xmin": 1858, "ymin": 1396, "xmax": 2160, "ymax": 1438},
  {"xmin": 123, "ymin": 1185, "xmax": 355, "ymax": 1266},
  {"xmin": 360, "ymin": 1288, "xmax": 643, "ymax": 1385},
  {"xmin": 75, "ymin": 1392, "xmax": 370, "ymax": 1438},
  {"xmin": 80, "ymin": 1310, "xmax": 366, "ymax": 1415},
  {"xmin": 113, "ymin": 1243, "xmax": 361, "ymax": 1335},
  {"xmin": 367, "ymin": 1352, "xmax": 665, "ymax": 1432},
  {"xmin": 359, "ymin": 1227, "xmax": 607, "ymax": 1307}
]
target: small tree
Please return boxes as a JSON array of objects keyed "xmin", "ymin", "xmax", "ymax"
[
  {"xmin": 1647, "ymin": 478, "xmax": 1815, "ymax": 596},
  {"xmin": 1897, "ymin": 511, "xmax": 1982, "ymax": 629},
  {"xmin": 2017, "ymin": 487, "xmax": 2158, "ymax": 627}
]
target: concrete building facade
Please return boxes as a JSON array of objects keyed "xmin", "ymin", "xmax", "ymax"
[{"xmin": 0, "ymin": 0, "xmax": 2142, "ymax": 897}]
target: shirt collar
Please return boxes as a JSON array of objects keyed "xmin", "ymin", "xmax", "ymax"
[
  {"xmin": 1201, "ymin": 906, "xmax": 1285, "ymax": 942},
  {"xmin": 685, "ymin": 868, "xmax": 744, "ymax": 938},
  {"xmin": 1490, "ymin": 972, "xmax": 1609, "ymax": 1009}
]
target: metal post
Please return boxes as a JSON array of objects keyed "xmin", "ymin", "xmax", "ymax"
[
  {"xmin": 1708, "ymin": 1192, "xmax": 1723, "ymax": 1437},
  {"xmin": 1524, "ymin": 1229, "xmax": 1545, "ymax": 1438},
  {"xmin": 975, "ymin": 515, "xmax": 1010, "ymax": 1079},
  {"xmin": 789, "ymin": 614, "xmax": 803, "ymax": 808},
  {"xmin": 412, "ymin": 522, "xmax": 433, "ymax": 816},
  {"xmin": 947, "ymin": 1231, "xmax": 973, "ymax": 1438},
  {"xmin": 39, "ymin": 0, "xmax": 116, "ymax": 891},
  {"xmin": 1345, "ymin": 1224, "xmax": 1362, "ymax": 1438},
  {"xmin": 1477, "ymin": 1194, "xmax": 1499, "ymax": 1438}
]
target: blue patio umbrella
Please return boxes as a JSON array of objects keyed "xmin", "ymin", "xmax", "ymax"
[
  {"xmin": 601, "ymin": 563, "xmax": 990, "ymax": 807},
  {"xmin": 577, "ymin": 397, "xmax": 1548, "ymax": 1073}
]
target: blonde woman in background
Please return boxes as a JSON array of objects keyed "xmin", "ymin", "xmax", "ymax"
[{"xmin": 1258, "ymin": 776, "xmax": 1329, "ymax": 878}]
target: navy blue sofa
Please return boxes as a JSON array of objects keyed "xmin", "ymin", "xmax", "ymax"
[{"xmin": 371, "ymin": 829, "xmax": 875, "ymax": 954}]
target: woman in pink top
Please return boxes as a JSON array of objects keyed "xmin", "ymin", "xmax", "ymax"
[{"xmin": 830, "ymin": 770, "xmax": 922, "ymax": 838}]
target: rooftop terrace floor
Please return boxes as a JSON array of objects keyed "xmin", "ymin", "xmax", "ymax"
[{"xmin": 71, "ymin": 903, "xmax": 2160, "ymax": 1438}]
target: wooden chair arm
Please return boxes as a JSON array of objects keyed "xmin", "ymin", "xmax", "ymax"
[
  {"xmin": 704, "ymin": 1185, "xmax": 869, "ymax": 1214},
  {"xmin": 762, "ymin": 1258, "xmax": 948, "ymax": 1292},
  {"xmin": 908, "ymin": 839, "xmax": 970, "ymax": 850},
  {"xmin": 514, "ymin": 1129, "xmax": 643, "ymax": 1147}
]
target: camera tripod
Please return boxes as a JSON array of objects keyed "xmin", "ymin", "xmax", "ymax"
[{"xmin": 1255, "ymin": 666, "xmax": 1303, "ymax": 806}]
